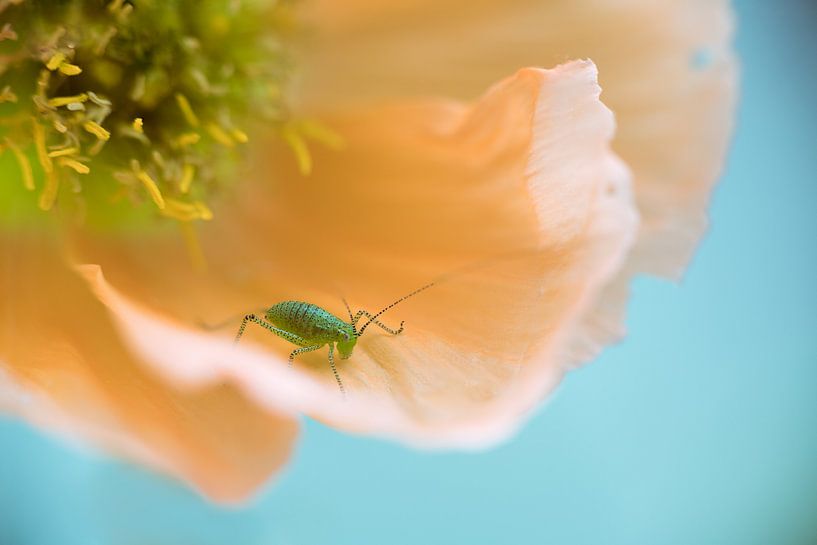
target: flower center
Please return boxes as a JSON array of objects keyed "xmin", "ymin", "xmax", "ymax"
[{"xmin": 0, "ymin": 0, "xmax": 297, "ymax": 230}]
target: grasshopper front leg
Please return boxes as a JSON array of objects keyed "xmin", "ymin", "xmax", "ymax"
[
  {"xmin": 288, "ymin": 344, "xmax": 323, "ymax": 368},
  {"xmin": 327, "ymin": 343, "xmax": 345, "ymax": 397},
  {"xmin": 352, "ymin": 310, "xmax": 404, "ymax": 335}
]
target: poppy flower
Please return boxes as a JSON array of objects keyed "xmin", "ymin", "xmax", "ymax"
[{"xmin": 0, "ymin": 0, "xmax": 736, "ymax": 502}]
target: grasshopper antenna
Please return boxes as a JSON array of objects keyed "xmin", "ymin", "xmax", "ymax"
[
  {"xmin": 357, "ymin": 281, "xmax": 435, "ymax": 336},
  {"xmin": 355, "ymin": 250, "xmax": 538, "ymax": 337},
  {"xmin": 341, "ymin": 297, "xmax": 356, "ymax": 333}
]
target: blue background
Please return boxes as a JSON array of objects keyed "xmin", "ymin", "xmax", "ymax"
[{"xmin": 2, "ymin": 1, "xmax": 815, "ymax": 544}]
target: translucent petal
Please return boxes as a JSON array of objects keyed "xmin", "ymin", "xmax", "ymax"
[
  {"xmin": 300, "ymin": 0, "xmax": 738, "ymax": 356},
  {"xmin": 72, "ymin": 62, "xmax": 637, "ymax": 446},
  {"xmin": 0, "ymin": 235, "xmax": 299, "ymax": 503}
]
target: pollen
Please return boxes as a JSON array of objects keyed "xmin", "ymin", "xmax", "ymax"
[
  {"xmin": 196, "ymin": 202, "xmax": 214, "ymax": 221},
  {"xmin": 175, "ymin": 93, "xmax": 200, "ymax": 128},
  {"xmin": 178, "ymin": 221, "xmax": 207, "ymax": 272},
  {"xmin": 281, "ymin": 126, "xmax": 312, "ymax": 176},
  {"xmin": 298, "ymin": 119, "xmax": 345, "ymax": 150},
  {"xmin": 45, "ymin": 52, "xmax": 66, "ymax": 71},
  {"xmin": 94, "ymin": 26, "xmax": 117, "ymax": 55},
  {"xmin": 231, "ymin": 129, "xmax": 249, "ymax": 144},
  {"xmin": 107, "ymin": 0, "xmax": 124, "ymax": 13},
  {"xmin": 83, "ymin": 121, "xmax": 110, "ymax": 141},
  {"xmin": 161, "ymin": 198, "xmax": 214, "ymax": 222},
  {"xmin": 32, "ymin": 121, "xmax": 53, "ymax": 173},
  {"xmin": 175, "ymin": 132, "xmax": 200, "ymax": 148},
  {"xmin": 58, "ymin": 158, "xmax": 90, "ymax": 174},
  {"xmin": 5, "ymin": 138, "xmax": 35, "ymax": 191},
  {"xmin": 180, "ymin": 163, "xmax": 195, "ymax": 194},
  {"xmin": 0, "ymin": 23, "xmax": 17, "ymax": 41},
  {"xmin": 38, "ymin": 170, "xmax": 60, "ymax": 211},
  {"xmin": 0, "ymin": 86, "xmax": 18, "ymax": 103},
  {"xmin": 58, "ymin": 62, "xmax": 82, "ymax": 76},
  {"xmin": 48, "ymin": 147, "xmax": 79, "ymax": 158},
  {"xmin": 206, "ymin": 123, "xmax": 235, "ymax": 147},
  {"xmin": 132, "ymin": 117, "xmax": 143, "ymax": 133},
  {"xmin": 133, "ymin": 164, "xmax": 166, "ymax": 210},
  {"xmin": 47, "ymin": 93, "xmax": 89, "ymax": 108}
]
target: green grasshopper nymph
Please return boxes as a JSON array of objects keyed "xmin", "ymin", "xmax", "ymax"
[{"xmin": 233, "ymin": 282, "xmax": 435, "ymax": 396}]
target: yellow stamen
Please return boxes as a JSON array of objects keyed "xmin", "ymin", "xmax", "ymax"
[
  {"xmin": 161, "ymin": 198, "xmax": 214, "ymax": 222},
  {"xmin": 38, "ymin": 170, "xmax": 60, "ymax": 211},
  {"xmin": 281, "ymin": 126, "xmax": 312, "ymax": 176},
  {"xmin": 89, "ymin": 138, "xmax": 106, "ymax": 156},
  {"xmin": 130, "ymin": 74, "xmax": 145, "ymax": 101},
  {"xmin": 88, "ymin": 92, "xmax": 111, "ymax": 108},
  {"xmin": 134, "ymin": 167, "xmax": 165, "ymax": 209},
  {"xmin": 267, "ymin": 84, "xmax": 281, "ymax": 101},
  {"xmin": 109, "ymin": 184, "xmax": 129, "ymax": 203},
  {"xmin": 32, "ymin": 121, "xmax": 52, "ymax": 173},
  {"xmin": 195, "ymin": 201, "xmax": 214, "ymax": 221},
  {"xmin": 47, "ymin": 147, "xmax": 79, "ymax": 158},
  {"xmin": 94, "ymin": 26, "xmax": 117, "ymax": 56},
  {"xmin": 107, "ymin": 0, "xmax": 124, "ymax": 13},
  {"xmin": 48, "ymin": 93, "xmax": 89, "ymax": 108},
  {"xmin": 58, "ymin": 157, "xmax": 90, "ymax": 174},
  {"xmin": 298, "ymin": 119, "xmax": 345, "ymax": 150},
  {"xmin": 36, "ymin": 70, "xmax": 50, "ymax": 97},
  {"xmin": 178, "ymin": 221, "xmax": 207, "ymax": 272},
  {"xmin": 206, "ymin": 123, "xmax": 234, "ymax": 147},
  {"xmin": 132, "ymin": 117, "xmax": 143, "ymax": 133},
  {"xmin": 231, "ymin": 128, "xmax": 249, "ymax": 144},
  {"xmin": 58, "ymin": 62, "xmax": 82, "ymax": 76},
  {"xmin": 180, "ymin": 163, "xmax": 195, "ymax": 193},
  {"xmin": 148, "ymin": 149, "xmax": 164, "ymax": 168},
  {"xmin": 0, "ymin": 85, "xmax": 17, "ymax": 103},
  {"xmin": 0, "ymin": 23, "xmax": 17, "ymax": 41},
  {"xmin": 175, "ymin": 132, "xmax": 200, "ymax": 147},
  {"xmin": 83, "ymin": 121, "xmax": 110, "ymax": 141},
  {"xmin": 175, "ymin": 93, "xmax": 199, "ymax": 127},
  {"xmin": 117, "ymin": 3, "xmax": 133, "ymax": 20},
  {"xmin": 5, "ymin": 138, "xmax": 34, "ymax": 191},
  {"xmin": 45, "ymin": 52, "xmax": 66, "ymax": 71},
  {"xmin": 107, "ymin": 0, "xmax": 133, "ymax": 19}
]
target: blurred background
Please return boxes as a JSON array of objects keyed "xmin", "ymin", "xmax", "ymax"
[{"xmin": 1, "ymin": 1, "xmax": 815, "ymax": 544}]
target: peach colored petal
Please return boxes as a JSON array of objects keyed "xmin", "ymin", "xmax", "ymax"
[
  {"xmin": 0, "ymin": 234, "xmax": 299, "ymax": 503},
  {"xmin": 299, "ymin": 0, "xmax": 737, "ymax": 358},
  {"xmin": 72, "ymin": 62, "xmax": 637, "ymax": 445}
]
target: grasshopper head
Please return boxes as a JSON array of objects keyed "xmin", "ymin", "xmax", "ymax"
[{"xmin": 337, "ymin": 324, "xmax": 358, "ymax": 359}]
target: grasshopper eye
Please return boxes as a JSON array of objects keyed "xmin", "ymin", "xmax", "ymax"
[{"xmin": 339, "ymin": 329, "xmax": 351, "ymax": 342}]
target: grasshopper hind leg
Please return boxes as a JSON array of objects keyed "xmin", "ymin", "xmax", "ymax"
[
  {"xmin": 235, "ymin": 314, "xmax": 346, "ymax": 398},
  {"xmin": 234, "ymin": 314, "xmax": 310, "ymax": 346}
]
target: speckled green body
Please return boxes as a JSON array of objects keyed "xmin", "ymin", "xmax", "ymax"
[
  {"xmin": 265, "ymin": 301, "xmax": 357, "ymax": 357},
  {"xmin": 267, "ymin": 301, "xmax": 343, "ymax": 344}
]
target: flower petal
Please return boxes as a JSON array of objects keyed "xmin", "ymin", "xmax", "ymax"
[
  {"xmin": 73, "ymin": 62, "xmax": 636, "ymax": 445},
  {"xmin": 300, "ymin": 0, "xmax": 737, "ymax": 356},
  {"xmin": 0, "ymin": 234, "xmax": 299, "ymax": 503}
]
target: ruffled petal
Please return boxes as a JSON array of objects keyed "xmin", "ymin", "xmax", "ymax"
[
  {"xmin": 72, "ymin": 62, "xmax": 637, "ymax": 445},
  {"xmin": 0, "ymin": 234, "xmax": 299, "ymax": 503},
  {"xmin": 300, "ymin": 0, "xmax": 737, "ymax": 357}
]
